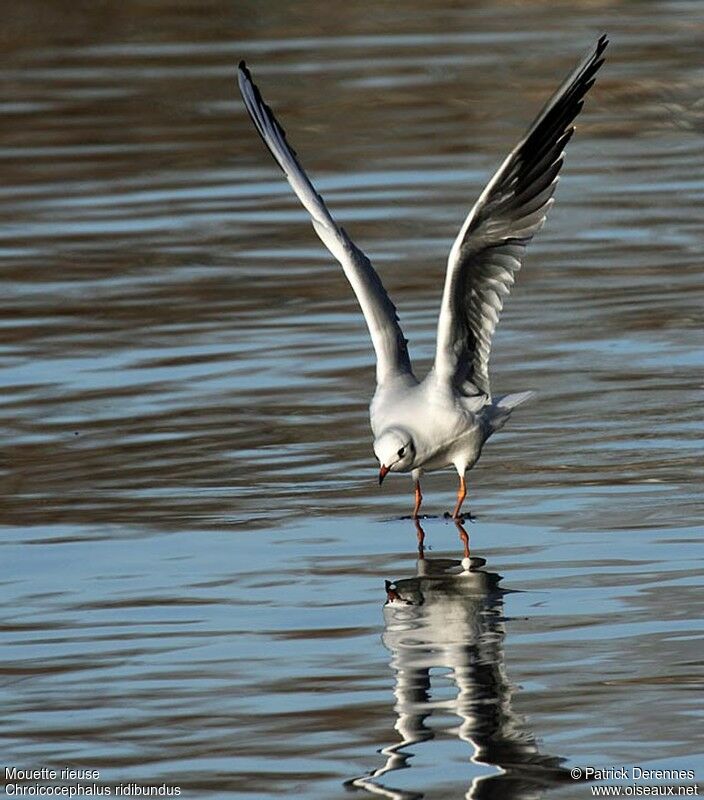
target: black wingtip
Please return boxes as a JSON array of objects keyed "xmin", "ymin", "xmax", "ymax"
[{"xmin": 235, "ymin": 56, "xmax": 302, "ymax": 172}]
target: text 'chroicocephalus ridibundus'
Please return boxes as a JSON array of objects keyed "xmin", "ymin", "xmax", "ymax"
[{"xmin": 237, "ymin": 36, "xmax": 607, "ymax": 519}]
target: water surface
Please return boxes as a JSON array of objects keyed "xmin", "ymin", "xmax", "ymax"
[{"xmin": 1, "ymin": 1, "xmax": 702, "ymax": 798}]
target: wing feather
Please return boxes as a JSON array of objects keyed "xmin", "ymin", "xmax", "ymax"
[
  {"xmin": 237, "ymin": 62, "xmax": 414, "ymax": 384},
  {"xmin": 434, "ymin": 36, "xmax": 608, "ymax": 397}
]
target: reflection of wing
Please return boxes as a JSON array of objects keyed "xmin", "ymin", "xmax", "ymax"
[
  {"xmin": 237, "ymin": 62, "xmax": 415, "ymax": 386},
  {"xmin": 350, "ymin": 549, "xmax": 569, "ymax": 800},
  {"xmin": 433, "ymin": 36, "xmax": 607, "ymax": 399}
]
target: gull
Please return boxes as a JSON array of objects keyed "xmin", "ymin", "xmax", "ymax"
[{"xmin": 237, "ymin": 36, "xmax": 607, "ymax": 520}]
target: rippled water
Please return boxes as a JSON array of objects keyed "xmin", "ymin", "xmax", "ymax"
[{"xmin": 1, "ymin": 1, "xmax": 703, "ymax": 798}]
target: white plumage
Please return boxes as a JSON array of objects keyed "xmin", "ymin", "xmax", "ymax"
[{"xmin": 237, "ymin": 37, "xmax": 607, "ymax": 518}]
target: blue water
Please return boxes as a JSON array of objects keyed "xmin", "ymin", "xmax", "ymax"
[{"xmin": 1, "ymin": 1, "xmax": 702, "ymax": 798}]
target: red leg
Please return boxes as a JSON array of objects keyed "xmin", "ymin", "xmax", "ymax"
[
  {"xmin": 412, "ymin": 479, "xmax": 423, "ymax": 519},
  {"xmin": 452, "ymin": 475, "xmax": 467, "ymax": 519},
  {"xmin": 455, "ymin": 519, "xmax": 470, "ymax": 559},
  {"xmin": 413, "ymin": 518, "xmax": 426, "ymax": 559}
]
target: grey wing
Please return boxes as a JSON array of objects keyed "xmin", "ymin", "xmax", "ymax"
[
  {"xmin": 237, "ymin": 62, "xmax": 414, "ymax": 385},
  {"xmin": 433, "ymin": 36, "xmax": 608, "ymax": 398}
]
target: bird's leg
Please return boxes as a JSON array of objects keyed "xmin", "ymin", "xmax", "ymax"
[
  {"xmin": 452, "ymin": 475, "xmax": 467, "ymax": 519},
  {"xmin": 454, "ymin": 519, "xmax": 470, "ymax": 559},
  {"xmin": 412, "ymin": 479, "xmax": 423, "ymax": 519},
  {"xmin": 413, "ymin": 518, "xmax": 426, "ymax": 559}
]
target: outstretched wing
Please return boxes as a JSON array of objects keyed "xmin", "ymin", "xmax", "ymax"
[
  {"xmin": 433, "ymin": 36, "xmax": 608, "ymax": 398},
  {"xmin": 237, "ymin": 62, "xmax": 414, "ymax": 385}
]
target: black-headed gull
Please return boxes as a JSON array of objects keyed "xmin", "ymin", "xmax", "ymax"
[{"xmin": 237, "ymin": 37, "xmax": 607, "ymax": 519}]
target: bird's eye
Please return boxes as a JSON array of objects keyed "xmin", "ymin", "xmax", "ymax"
[{"xmin": 398, "ymin": 447, "xmax": 405, "ymax": 457}]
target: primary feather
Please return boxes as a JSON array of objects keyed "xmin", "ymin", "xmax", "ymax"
[
  {"xmin": 237, "ymin": 62, "xmax": 414, "ymax": 385},
  {"xmin": 434, "ymin": 35, "xmax": 608, "ymax": 398}
]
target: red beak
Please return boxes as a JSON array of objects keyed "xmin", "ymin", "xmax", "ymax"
[{"xmin": 378, "ymin": 465, "xmax": 390, "ymax": 485}]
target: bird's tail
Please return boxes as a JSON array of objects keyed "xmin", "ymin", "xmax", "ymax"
[{"xmin": 485, "ymin": 390, "xmax": 536, "ymax": 433}]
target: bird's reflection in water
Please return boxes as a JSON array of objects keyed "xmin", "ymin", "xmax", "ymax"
[{"xmin": 349, "ymin": 521, "xmax": 569, "ymax": 800}]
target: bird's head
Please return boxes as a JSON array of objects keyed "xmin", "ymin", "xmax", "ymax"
[{"xmin": 374, "ymin": 428, "xmax": 415, "ymax": 484}]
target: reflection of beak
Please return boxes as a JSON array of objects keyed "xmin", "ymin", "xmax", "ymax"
[{"xmin": 378, "ymin": 465, "xmax": 390, "ymax": 485}]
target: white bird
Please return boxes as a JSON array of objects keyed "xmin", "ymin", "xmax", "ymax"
[
  {"xmin": 237, "ymin": 36, "xmax": 607, "ymax": 519},
  {"xmin": 358, "ymin": 537, "xmax": 569, "ymax": 799}
]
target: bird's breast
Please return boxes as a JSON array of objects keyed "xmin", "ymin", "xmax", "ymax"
[{"xmin": 371, "ymin": 383, "xmax": 485, "ymax": 473}]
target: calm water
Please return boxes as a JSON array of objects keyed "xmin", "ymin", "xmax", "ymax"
[{"xmin": 1, "ymin": 1, "xmax": 703, "ymax": 798}]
